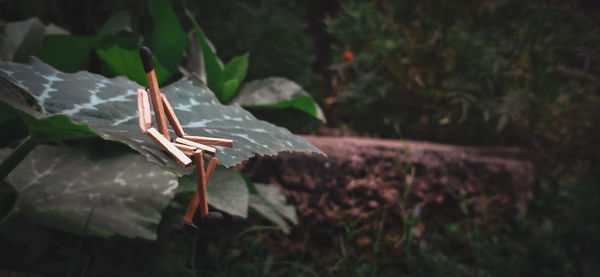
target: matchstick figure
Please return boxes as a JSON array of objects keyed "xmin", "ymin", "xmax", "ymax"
[{"xmin": 137, "ymin": 47, "xmax": 234, "ymax": 228}]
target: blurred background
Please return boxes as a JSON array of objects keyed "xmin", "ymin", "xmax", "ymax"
[{"xmin": 1, "ymin": 0, "xmax": 599, "ymax": 276}]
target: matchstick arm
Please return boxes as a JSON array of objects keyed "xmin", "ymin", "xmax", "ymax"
[
  {"xmin": 146, "ymin": 128, "xmax": 192, "ymax": 167},
  {"xmin": 182, "ymin": 135, "xmax": 234, "ymax": 148},
  {"xmin": 137, "ymin": 88, "xmax": 152, "ymax": 133},
  {"xmin": 161, "ymin": 93, "xmax": 186, "ymax": 137}
]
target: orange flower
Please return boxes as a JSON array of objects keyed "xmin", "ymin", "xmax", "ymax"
[{"xmin": 341, "ymin": 50, "xmax": 354, "ymax": 63}]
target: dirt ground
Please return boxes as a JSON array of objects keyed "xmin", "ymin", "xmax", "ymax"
[{"xmin": 239, "ymin": 135, "xmax": 535, "ymax": 264}]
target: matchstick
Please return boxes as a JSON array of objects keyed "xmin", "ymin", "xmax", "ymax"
[
  {"xmin": 146, "ymin": 128, "xmax": 192, "ymax": 167},
  {"xmin": 173, "ymin": 142, "xmax": 196, "ymax": 152},
  {"xmin": 140, "ymin": 47, "xmax": 170, "ymax": 139},
  {"xmin": 174, "ymin": 137, "xmax": 217, "ymax": 156},
  {"xmin": 182, "ymin": 152, "xmax": 219, "ymax": 223},
  {"xmin": 183, "ymin": 135, "xmax": 234, "ymax": 148},
  {"xmin": 195, "ymin": 152, "xmax": 209, "ymax": 217},
  {"xmin": 183, "ymin": 151, "xmax": 208, "ymax": 222},
  {"xmin": 173, "ymin": 142, "xmax": 196, "ymax": 156},
  {"xmin": 137, "ymin": 88, "xmax": 152, "ymax": 133},
  {"xmin": 161, "ymin": 93, "xmax": 186, "ymax": 137},
  {"xmin": 203, "ymin": 156, "xmax": 219, "ymax": 185}
]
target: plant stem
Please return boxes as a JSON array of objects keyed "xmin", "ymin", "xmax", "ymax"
[{"xmin": 0, "ymin": 136, "xmax": 38, "ymax": 181}]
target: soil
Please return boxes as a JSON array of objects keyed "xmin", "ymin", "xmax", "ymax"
[{"xmin": 238, "ymin": 135, "xmax": 535, "ymax": 265}]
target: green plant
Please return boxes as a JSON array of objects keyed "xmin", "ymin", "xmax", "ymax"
[
  {"xmin": 327, "ymin": 0, "xmax": 600, "ymax": 159},
  {"xmin": 0, "ymin": 0, "xmax": 327, "ymax": 236},
  {"xmin": 1, "ymin": 0, "xmax": 325, "ymax": 134},
  {"xmin": 1, "ymin": 0, "xmax": 326, "ymax": 133},
  {"xmin": 0, "ymin": 56, "xmax": 320, "ymax": 238},
  {"xmin": 185, "ymin": 0, "xmax": 319, "ymax": 92},
  {"xmin": 182, "ymin": 10, "xmax": 326, "ymax": 132},
  {"xmin": 0, "ymin": 188, "xmax": 318, "ymax": 276}
]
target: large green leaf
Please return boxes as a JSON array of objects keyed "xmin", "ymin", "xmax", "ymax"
[
  {"xmin": 148, "ymin": 0, "xmax": 188, "ymax": 74},
  {"xmin": 96, "ymin": 44, "xmax": 171, "ymax": 86},
  {"xmin": 0, "ymin": 79, "xmax": 97, "ymax": 143},
  {"xmin": 220, "ymin": 53, "xmax": 249, "ymax": 102},
  {"xmin": 0, "ymin": 58, "xmax": 320, "ymax": 237},
  {"xmin": 254, "ymin": 183, "xmax": 298, "ymax": 225},
  {"xmin": 0, "ymin": 58, "xmax": 322, "ymax": 170},
  {"xmin": 0, "ymin": 17, "xmax": 69, "ymax": 63},
  {"xmin": 34, "ymin": 35, "xmax": 104, "ymax": 73},
  {"xmin": 177, "ymin": 166, "xmax": 248, "ymax": 218},
  {"xmin": 232, "ymin": 77, "xmax": 326, "ymax": 123},
  {"xmin": 223, "ymin": 53, "xmax": 249, "ymax": 84},
  {"xmin": 222, "ymin": 78, "xmax": 240, "ymax": 103},
  {"xmin": 5, "ymin": 143, "xmax": 178, "ymax": 240},
  {"xmin": 184, "ymin": 10, "xmax": 226, "ymax": 100},
  {"xmin": 248, "ymin": 183, "xmax": 298, "ymax": 234},
  {"xmin": 0, "ymin": 18, "xmax": 45, "ymax": 62},
  {"xmin": 195, "ymin": 29, "xmax": 224, "ymax": 100}
]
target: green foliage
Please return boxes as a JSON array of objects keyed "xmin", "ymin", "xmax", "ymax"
[
  {"xmin": 327, "ymin": 0, "xmax": 600, "ymax": 155},
  {"xmin": 0, "ymin": 190, "xmax": 315, "ymax": 276},
  {"xmin": 0, "ymin": 58, "xmax": 321, "ymax": 238},
  {"xmin": 223, "ymin": 53, "xmax": 250, "ymax": 87},
  {"xmin": 7, "ymin": 0, "xmax": 325, "ymax": 130},
  {"xmin": 11, "ymin": 0, "xmax": 184, "ymax": 87},
  {"xmin": 231, "ymin": 77, "xmax": 326, "ymax": 125},
  {"xmin": 7, "ymin": 142, "xmax": 178, "ymax": 240},
  {"xmin": 247, "ymin": 182, "xmax": 298, "ymax": 234},
  {"xmin": 147, "ymin": 0, "xmax": 187, "ymax": 74},
  {"xmin": 0, "ymin": 18, "xmax": 46, "ymax": 62},
  {"xmin": 0, "ymin": 0, "xmax": 325, "ymax": 237},
  {"xmin": 35, "ymin": 35, "xmax": 104, "ymax": 72},
  {"xmin": 187, "ymin": 0, "xmax": 318, "ymax": 92},
  {"xmin": 96, "ymin": 44, "xmax": 171, "ymax": 86},
  {"xmin": 191, "ymin": 26, "xmax": 225, "ymax": 100},
  {"xmin": 183, "ymin": 9, "xmax": 324, "ymax": 127}
]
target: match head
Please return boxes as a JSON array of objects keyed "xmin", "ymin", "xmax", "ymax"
[{"xmin": 139, "ymin": 46, "xmax": 155, "ymax": 73}]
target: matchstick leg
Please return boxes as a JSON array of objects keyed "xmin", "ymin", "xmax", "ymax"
[
  {"xmin": 183, "ymin": 151, "xmax": 206, "ymax": 222},
  {"xmin": 195, "ymin": 151, "xmax": 209, "ymax": 217},
  {"xmin": 204, "ymin": 156, "xmax": 219, "ymax": 184}
]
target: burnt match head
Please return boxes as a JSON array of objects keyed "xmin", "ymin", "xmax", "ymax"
[{"xmin": 139, "ymin": 46, "xmax": 154, "ymax": 73}]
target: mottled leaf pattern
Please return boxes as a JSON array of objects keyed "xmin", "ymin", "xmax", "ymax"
[
  {"xmin": 5, "ymin": 143, "xmax": 178, "ymax": 240},
  {"xmin": 160, "ymin": 78, "xmax": 323, "ymax": 167},
  {"xmin": 0, "ymin": 58, "xmax": 319, "ymax": 238},
  {"xmin": 0, "ymin": 58, "xmax": 322, "ymax": 170}
]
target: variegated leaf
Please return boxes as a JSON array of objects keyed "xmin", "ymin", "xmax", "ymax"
[
  {"xmin": 232, "ymin": 77, "xmax": 326, "ymax": 123},
  {"xmin": 248, "ymin": 183, "xmax": 298, "ymax": 234},
  {"xmin": 5, "ymin": 143, "xmax": 178, "ymax": 240},
  {"xmin": 0, "ymin": 58, "xmax": 322, "ymax": 171}
]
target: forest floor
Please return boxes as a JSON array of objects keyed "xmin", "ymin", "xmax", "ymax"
[{"xmin": 238, "ymin": 133, "xmax": 543, "ymax": 271}]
